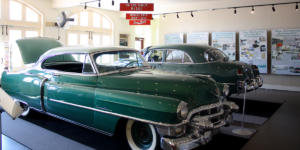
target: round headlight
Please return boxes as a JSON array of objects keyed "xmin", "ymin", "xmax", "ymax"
[
  {"xmin": 177, "ymin": 101, "xmax": 188, "ymax": 120},
  {"xmin": 223, "ymin": 84, "xmax": 230, "ymax": 96}
]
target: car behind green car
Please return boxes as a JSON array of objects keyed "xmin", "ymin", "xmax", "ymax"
[{"xmin": 143, "ymin": 44, "xmax": 263, "ymax": 95}]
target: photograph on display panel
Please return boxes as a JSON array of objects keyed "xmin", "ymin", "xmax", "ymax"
[
  {"xmin": 212, "ymin": 32, "xmax": 236, "ymax": 60},
  {"xmin": 272, "ymin": 29, "xmax": 300, "ymax": 75},
  {"xmin": 186, "ymin": 32, "xmax": 209, "ymax": 45},
  {"xmin": 239, "ymin": 30, "xmax": 268, "ymax": 73},
  {"xmin": 164, "ymin": 33, "xmax": 184, "ymax": 44}
]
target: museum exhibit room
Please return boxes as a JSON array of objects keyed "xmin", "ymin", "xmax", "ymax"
[{"xmin": 0, "ymin": 0, "xmax": 300, "ymax": 150}]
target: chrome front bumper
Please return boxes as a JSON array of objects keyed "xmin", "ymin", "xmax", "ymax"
[
  {"xmin": 161, "ymin": 129, "xmax": 214, "ymax": 150},
  {"xmin": 159, "ymin": 101, "xmax": 238, "ymax": 150}
]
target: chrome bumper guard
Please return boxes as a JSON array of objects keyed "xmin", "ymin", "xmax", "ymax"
[
  {"xmin": 256, "ymin": 76, "xmax": 263, "ymax": 87},
  {"xmin": 237, "ymin": 79, "xmax": 258, "ymax": 92}
]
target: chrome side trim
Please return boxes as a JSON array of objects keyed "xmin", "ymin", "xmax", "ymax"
[
  {"xmin": 49, "ymin": 98, "xmax": 187, "ymax": 127},
  {"xmin": 30, "ymin": 107, "xmax": 113, "ymax": 136},
  {"xmin": 222, "ymin": 82, "xmax": 235, "ymax": 85},
  {"xmin": 49, "ymin": 98, "xmax": 225, "ymax": 128},
  {"xmin": 98, "ymin": 67, "xmax": 142, "ymax": 76}
]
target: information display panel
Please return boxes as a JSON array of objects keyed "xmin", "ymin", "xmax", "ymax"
[
  {"xmin": 272, "ymin": 29, "xmax": 300, "ymax": 75},
  {"xmin": 239, "ymin": 30, "xmax": 268, "ymax": 73},
  {"xmin": 164, "ymin": 33, "xmax": 184, "ymax": 44},
  {"xmin": 212, "ymin": 32, "xmax": 236, "ymax": 60},
  {"xmin": 186, "ymin": 32, "xmax": 209, "ymax": 45}
]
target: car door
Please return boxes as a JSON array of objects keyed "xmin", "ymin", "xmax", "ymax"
[{"xmin": 42, "ymin": 53, "xmax": 97, "ymax": 125}]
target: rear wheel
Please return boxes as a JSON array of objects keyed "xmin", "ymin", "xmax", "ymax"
[
  {"xmin": 126, "ymin": 120, "xmax": 157, "ymax": 150},
  {"xmin": 21, "ymin": 106, "xmax": 30, "ymax": 116},
  {"xmin": 17, "ymin": 101, "xmax": 30, "ymax": 117}
]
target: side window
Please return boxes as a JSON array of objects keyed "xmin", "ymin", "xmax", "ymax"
[
  {"xmin": 149, "ymin": 50, "xmax": 163, "ymax": 62},
  {"xmin": 166, "ymin": 50, "xmax": 192, "ymax": 63},
  {"xmin": 93, "ymin": 51, "xmax": 142, "ymax": 73},
  {"xmin": 42, "ymin": 54, "xmax": 94, "ymax": 74}
]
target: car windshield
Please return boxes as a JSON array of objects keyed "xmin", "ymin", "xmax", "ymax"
[
  {"xmin": 204, "ymin": 49, "xmax": 228, "ymax": 62},
  {"xmin": 93, "ymin": 50, "xmax": 149, "ymax": 73}
]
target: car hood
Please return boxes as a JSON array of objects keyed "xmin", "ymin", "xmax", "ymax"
[
  {"xmin": 99, "ymin": 69, "xmax": 220, "ymax": 109},
  {"xmin": 16, "ymin": 37, "xmax": 63, "ymax": 64}
]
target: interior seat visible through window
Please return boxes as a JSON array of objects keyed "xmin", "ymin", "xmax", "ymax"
[{"xmin": 42, "ymin": 53, "xmax": 94, "ymax": 74}]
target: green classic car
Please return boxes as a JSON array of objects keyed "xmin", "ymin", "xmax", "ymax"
[
  {"xmin": 1, "ymin": 38, "xmax": 238, "ymax": 150},
  {"xmin": 143, "ymin": 44, "xmax": 263, "ymax": 95}
]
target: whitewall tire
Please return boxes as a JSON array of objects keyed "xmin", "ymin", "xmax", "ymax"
[{"xmin": 126, "ymin": 120, "xmax": 157, "ymax": 150}]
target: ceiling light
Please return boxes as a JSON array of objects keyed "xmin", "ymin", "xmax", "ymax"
[
  {"xmin": 234, "ymin": 8, "xmax": 237, "ymax": 15},
  {"xmin": 191, "ymin": 11, "xmax": 194, "ymax": 17},
  {"xmin": 296, "ymin": 3, "xmax": 299, "ymax": 11},
  {"xmin": 112, "ymin": 0, "xmax": 114, "ymax": 6},
  {"xmin": 98, "ymin": 0, "xmax": 101, "ymax": 7},
  {"xmin": 272, "ymin": 5, "xmax": 275, "ymax": 12},
  {"xmin": 163, "ymin": 14, "xmax": 166, "ymax": 18},
  {"xmin": 251, "ymin": 6, "xmax": 255, "ymax": 14},
  {"xmin": 177, "ymin": 12, "xmax": 179, "ymax": 19},
  {"xmin": 84, "ymin": 3, "xmax": 87, "ymax": 9},
  {"xmin": 128, "ymin": 0, "xmax": 130, "ymax": 3}
]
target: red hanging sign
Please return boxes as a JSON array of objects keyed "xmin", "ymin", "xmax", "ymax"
[
  {"xmin": 126, "ymin": 14, "xmax": 153, "ymax": 20},
  {"xmin": 120, "ymin": 3, "xmax": 154, "ymax": 11},
  {"xmin": 129, "ymin": 20, "xmax": 151, "ymax": 25}
]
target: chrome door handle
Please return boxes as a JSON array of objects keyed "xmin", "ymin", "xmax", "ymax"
[{"xmin": 52, "ymin": 73, "xmax": 61, "ymax": 77}]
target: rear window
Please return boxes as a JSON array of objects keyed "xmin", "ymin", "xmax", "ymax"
[
  {"xmin": 165, "ymin": 49, "xmax": 192, "ymax": 63},
  {"xmin": 42, "ymin": 54, "xmax": 94, "ymax": 74}
]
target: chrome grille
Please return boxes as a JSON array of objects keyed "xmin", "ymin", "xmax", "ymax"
[{"xmin": 189, "ymin": 103, "xmax": 225, "ymax": 129}]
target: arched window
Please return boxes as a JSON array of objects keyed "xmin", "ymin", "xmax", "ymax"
[
  {"xmin": 66, "ymin": 10, "xmax": 113, "ymax": 46},
  {"xmin": 0, "ymin": 0, "xmax": 43, "ymax": 70}
]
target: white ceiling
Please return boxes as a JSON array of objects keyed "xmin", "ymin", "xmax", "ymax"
[{"xmin": 51, "ymin": 0, "xmax": 297, "ymax": 14}]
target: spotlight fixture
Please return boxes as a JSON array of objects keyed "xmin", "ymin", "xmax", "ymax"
[
  {"xmin": 98, "ymin": 0, "xmax": 101, "ymax": 7},
  {"xmin": 296, "ymin": 3, "xmax": 299, "ymax": 11},
  {"xmin": 234, "ymin": 8, "xmax": 237, "ymax": 15},
  {"xmin": 177, "ymin": 12, "xmax": 179, "ymax": 19},
  {"xmin": 272, "ymin": 4, "xmax": 275, "ymax": 12},
  {"xmin": 251, "ymin": 6, "xmax": 255, "ymax": 14},
  {"xmin": 84, "ymin": 3, "xmax": 87, "ymax": 9},
  {"xmin": 112, "ymin": 0, "xmax": 114, "ymax": 6},
  {"xmin": 191, "ymin": 11, "xmax": 194, "ymax": 17},
  {"xmin": 163, "ymin": 14, "xmax": 166, "ymax": 18}
]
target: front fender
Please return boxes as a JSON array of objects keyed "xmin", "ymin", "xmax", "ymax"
[{"xmin": 94, "ymin": 88, "xmax": 181, "ymax": 125}]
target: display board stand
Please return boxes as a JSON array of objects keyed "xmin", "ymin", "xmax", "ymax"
[{"xmin": 232, "ymin": 83, "xmax": 255, "ymax": 136}]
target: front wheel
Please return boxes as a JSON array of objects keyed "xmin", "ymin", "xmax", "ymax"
[{"xmin": 126, "ymin": 120, "xmax": 158, "ymax": 150}]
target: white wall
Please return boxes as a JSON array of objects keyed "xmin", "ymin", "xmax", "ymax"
[{"xmin": 153, "ymin": 3, "xmax": 300, "ymax": 45}]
